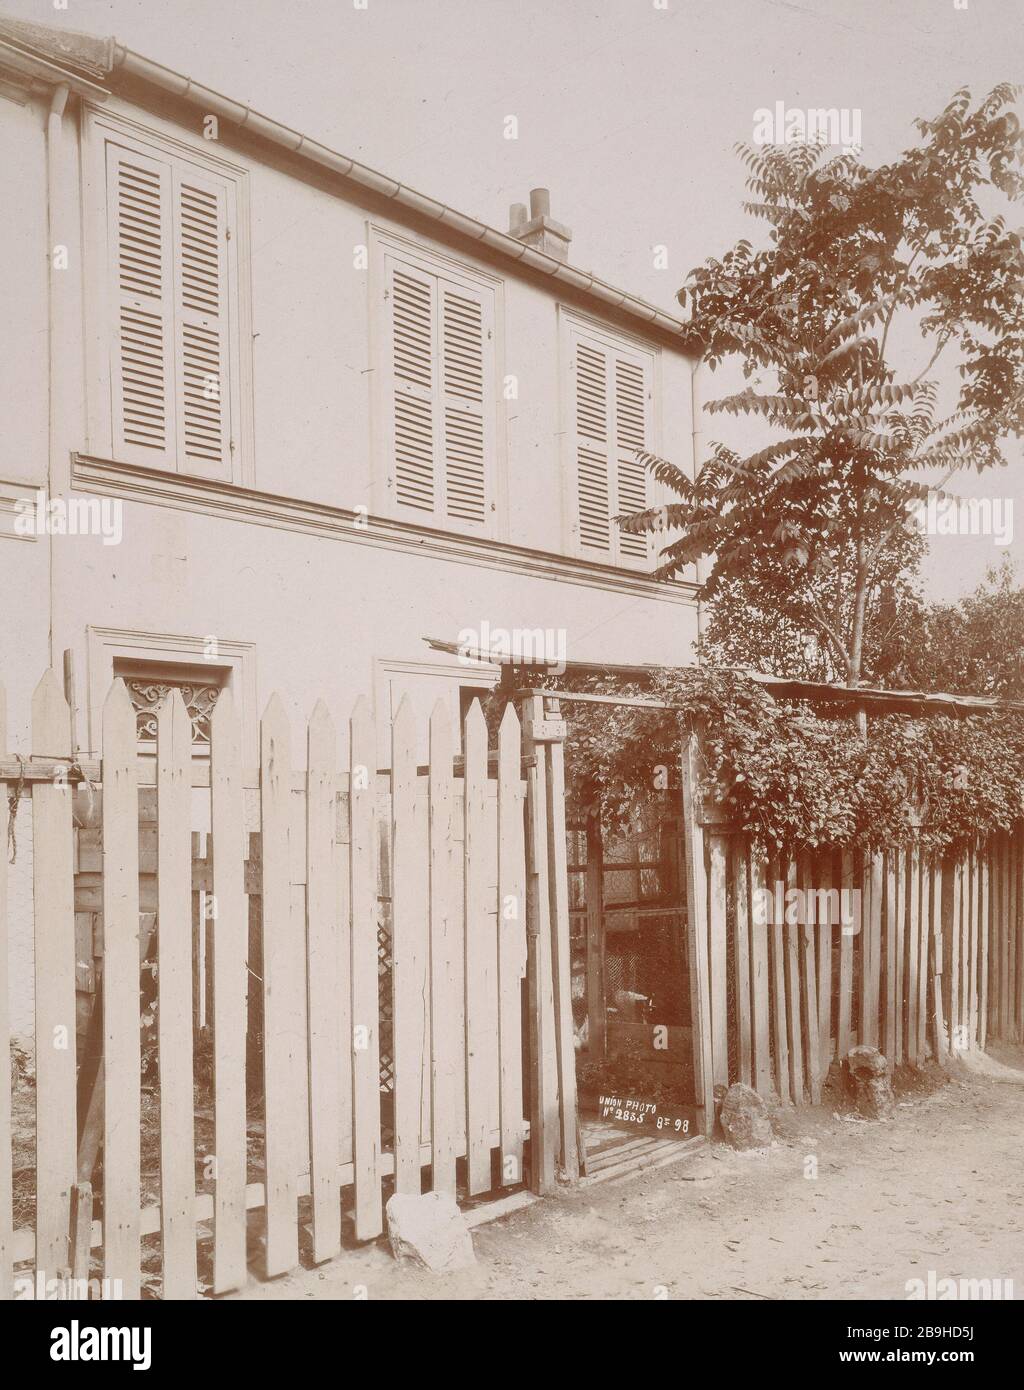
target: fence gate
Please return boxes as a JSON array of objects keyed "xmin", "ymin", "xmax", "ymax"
[{"xmin": 0, "ymin": 672, "xmax": 578, "ymax": 1300}]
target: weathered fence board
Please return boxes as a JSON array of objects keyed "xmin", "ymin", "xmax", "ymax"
[
  {"xmin": 464, "ymin": 700, "xmax": 496, "ymax": 1194},
  {"xmin": 32, "ymin": 671, "xmax": 78, "ymax": 1280},
  {"xmin": 209, "ymin": 690, "xmax": 247, "ymax": 1294},
  {"xmin": 306, "ymin": 700, "xmax": 341, "ymax": 1263},
  {"xmin": 350, "ymin": 697, "xmax": 382, "ymax": 1238},
  {"xmin": 260, "ymin": 694, "xmax": 300, "ymax": 1273},
  {"xmin": 101, "ymin": 680, "xmax": 141, "ymax": 1298},
  {"xmin": 497, "ymin": 705, "xmax": 527, "ymax": 1186},
  {"xmin": 157, "ymin": 693, "xmax": 197, "ymax": 1299}
]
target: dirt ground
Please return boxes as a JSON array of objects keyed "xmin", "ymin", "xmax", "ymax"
[{"xmin": 232, "ymin": 1046, "xmax": 1024, "ymax": 1302}]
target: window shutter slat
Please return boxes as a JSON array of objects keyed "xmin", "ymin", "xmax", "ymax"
[
  {"xmin": 108, "ymin": 144, "xmax": 176, "ymax": 467},
  {"xmin": 389, "ymin": 260, "xmax": 436, "ymax": 514},
  {"xmin": 574, "ymin": 340, "xmax": 612, "ymax": 554},
  {"xmin": 572, "ymin": 331, "xmax": 652, "ymax": 566},
  {"xmin": 614, "ymin": 357, "xmax": 649, "ymax": 560},
  {"xmin": 173, "ymin": 171, "xmax": 231, "ymax": 479},
  {"xmin": 441, "ymin": 282, "xmax": 489, "ymax": 527}
]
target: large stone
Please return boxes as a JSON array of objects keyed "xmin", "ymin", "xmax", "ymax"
[
  {"xmin": 385, "ymin": 1192, "xmax": 476, "ymax": 1272},
  {"xmin": 845, "ymin": 1044, "xmax": 895, "ymax": 1119},
  {"xmin": 719, "ymin": 1082, "xmax": 773, "ymax": 1150}
]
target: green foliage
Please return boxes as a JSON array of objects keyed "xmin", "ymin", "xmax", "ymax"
[
  {"xmin": 619, "ymin": 86, "xmax": 1024, "ymax": 689},
  {"xmin": 547, "ymin": 666, "xmax": 1024, "ymax": 859},
  {"xmin": 894, "ymin": 556, "xmax": 1024, "ymax": 698}
]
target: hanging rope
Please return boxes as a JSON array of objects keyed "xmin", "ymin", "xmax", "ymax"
[{"xmin": 7, "ymin": 754, "xmax": 26, "ymax": 864}]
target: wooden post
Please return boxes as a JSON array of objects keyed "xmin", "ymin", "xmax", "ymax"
[
  {"xmin": 584, "ymin": 814, "xmax": 605, "ymax": 1061},
  {"xmin": 734, "ymin": 845, "xmax": 752, "ymax": 1087},
  {"xmin": 542, "ymin": 699, "xmax": 579, "ymax": 1182},
  {"xmin": 497, "ymin": 705, "xmax": 527, "ymax": 1187},
  {"xmin": 708, "ymin": 834, "xmax": 729, "ymax": 1088},
  {"xmin": 837, "ymin": 851, "xmax": 855, "ymax": 1060},
  {"xmin": 749, "ymin": 850, "xmax": 772, "ymax": 1097},
  {"xmin": 680, "ymin": 730, "xmax": 715, "ymax": 1134},
  {"xmin": 350, "ymin": 698, "xmax": 382, "ymax": 1235},
  {"xmin": 32, "ymin": 670, "xmax": 78, "ymax": 1281},
  {"xmin": 522, "ymin": 695, "xmax": 557, "ymax": 1192}
]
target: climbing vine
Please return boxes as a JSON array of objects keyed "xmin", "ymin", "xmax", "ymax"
[{"xmin": 532, "ymin": 667, "xmax": 1024, "ymax": 858}]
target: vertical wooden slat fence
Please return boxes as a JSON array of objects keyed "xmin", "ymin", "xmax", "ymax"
[
  {"xmin": 1, "ymin": 673, "xmax": 577, "ymax": 1300},
  {"xmin": 679, "ymin": 728, "xmax": 1024, "ymax": 1123}
]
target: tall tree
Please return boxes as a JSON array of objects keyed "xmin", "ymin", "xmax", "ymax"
[{"xmin": 621, "ymin": 86, "xmax": 1024, "ymax": 721}]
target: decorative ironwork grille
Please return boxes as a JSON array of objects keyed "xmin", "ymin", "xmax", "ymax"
[{"xmin": 124, "ymin": 679, "xmax": 221, "ymax": 744}]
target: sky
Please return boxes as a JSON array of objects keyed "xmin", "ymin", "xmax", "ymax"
[{"xmin": 5, "ymin": 0, "xmax": 1023, "ymax": 603}]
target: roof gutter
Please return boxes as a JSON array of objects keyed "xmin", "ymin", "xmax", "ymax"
[
  {"xmin": 0, "ymin": 36, "xmax": 109, "ymax": 99},
  {"xmin": 111, "ymin": 44, "xmax": 697, "ymax": 351}
]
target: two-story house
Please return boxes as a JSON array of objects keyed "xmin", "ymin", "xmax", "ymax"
[{"xmin": 0, "ymin": 11, "xmax": 699, "ymax": 774}]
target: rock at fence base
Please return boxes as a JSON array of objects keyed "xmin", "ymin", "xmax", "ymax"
[
  {"xmin": 845, "ymin": 1045, "xmax": 895, "ymax": 1119},
  {"xmin": 719, "ymin": 1082, "xmax": 773, "ymax": 1150},
  {"xmin": 386, "ymin": 1192, "xmax": 476, "ymax": 1272}
]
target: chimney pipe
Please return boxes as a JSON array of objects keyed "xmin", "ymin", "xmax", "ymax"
[{"xmin": 511, "ymin": 186, "xmax": 572, "ymax": 263}]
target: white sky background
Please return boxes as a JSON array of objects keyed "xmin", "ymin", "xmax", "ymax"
[{"xmin": 8, "ymin": 0, "xmax": 1023, "ymax": 603}]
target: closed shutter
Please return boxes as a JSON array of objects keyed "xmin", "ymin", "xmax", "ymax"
[
  {"xmin": 107, "ymin": 143, "xmax": 176, "ymax": 468},
  {"xmin": 440, "ymin": 281, "xmax": 489, "ymax": 526},
  {"xmin": 388, "ymin": 259, "xmax": 436, "ymax": 514},
  {"xmin": 105, "ymin": 137, "xmax": 236, "ymax": 478},
  {"xmin": 571, "ymin": 330, "xmax": 653, "ymax": 567},
  {"xmin": 386, "ymin": 254, "xmax": 493, "ymax": 531},
  {"xmin": 574, "ymin": 340, "xmax": 611, "ymax": 553},
  {"xmin": 173, "ymin": 169, "xmax": 232, "ymax": 480}
]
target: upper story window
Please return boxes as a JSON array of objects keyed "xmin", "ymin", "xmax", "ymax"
[
  {"xmin": 84, "ymin": 108, "xmax": 250, "ymax": 483},
  {"xmin": 378, "ymin": 235, "xmax": 498, "ymax": 535},
  {"xmin": 565, "ymin": 316, "xmax": 657, "ymax": 569}
]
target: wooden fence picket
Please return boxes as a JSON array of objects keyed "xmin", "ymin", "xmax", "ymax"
[
  {"xmin": 749, "ymin": 851, "xmax": 772, "ymax": 1096},
  {"xmin": 101, "ymin": 679, "xmax": 141, "ymax": 1298},
  {"xmin": 768, "ymin": 857, "xmax": 789, "ymax": 1104},
  {"xmin": 390, "ymin": 696, "xmax": 428, "ymax": 1196},
  {"xmin": 797, "ymin": 853, "xmax": 820, "ymax": 1103},
  {"xmin": 464, "ymin": 701, "xmax": 496, "ymax": 1194},
  {"xmin": 708, "ymin": 836, "xmax": 729, "ymax": 1088},
  {"xmin": 917, "ymin": 856, "xmax": 930, "ymax": 1061},
  {"xmin": 306, "ymin": 700, "xmax": 341, "ymax": 1262},
  {"xmin": 734, "ymin": 846, "xmax": 752, "ymax": 1087},
  {"xmin": 906, "ymin": 845, "xmax": 921, "ymax": 1065},
  {"xmin": 837, "ymin": 851, "xmax": 855, "ymax": 1060},
  {"xmin": 817, "ymin": 849, "xmax": 833, "ymax": 1075},
  {"xmin": 209, "ymin": 690, "xmax": 247, "ymax": 1294},
  {"xmin": 157, "ymin": 692, "xmax": 197, "ymax": 1298},
  {"xmin": 426, "ymin": 701, "xmax": 457, "ymax": 1196},
  {"xmin": 349, "ymin": 697, "xmax": 382, "ymax": 1238},
  {"xmin": 260, "ymin": 694, "xmax": 299, "ymax": 1273},
  {"xmin": 31, "ymin": 670, "xmax": 77, "ymax": 1281}
]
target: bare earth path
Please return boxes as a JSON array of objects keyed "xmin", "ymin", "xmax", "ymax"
[{"xmin": 233, "ymin": 1048, "xmax": 1024, "ymax": 1302}]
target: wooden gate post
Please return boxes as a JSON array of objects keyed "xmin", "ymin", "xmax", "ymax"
[
  {"xmin": 522, "ymin": 694, "xmax": 558, "ymax": 1193},
  {"xmin": 541, "ymin": 698, "xmax": 579, "ymax": 1182},
  {"xmin": 680, "ymin": 727, "xmax": 715, "ymax": 1137}
]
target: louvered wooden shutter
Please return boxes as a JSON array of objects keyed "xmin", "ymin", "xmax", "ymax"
[
  {"xmin": 614, "ymin": 357, "xmax": 650, "ymax": 561},
  {"xmin": 107, "ymin": 139, "xmax": 235, "ymax": 478},
  {"xmin": 574, "ymin": 340, "xmax": 612, "ymax": 554},
  {"xmin": 172, "ymin": 169, "xmax": 232, "ymax": 480},
  {"xmin": 386, "ymin": 255, "xmax": 493, "ymax": 530},
  {"xmin": 107, "ymin": 143, "xmax": 176, "ymax": 468},
  {"xmin": 440, "ymin": 280, "xmax": 490, "ymax": 528},
  {"xmin": 388, "ymin": 258, "xmax": 436, "ymax": 514},
  {"xmin": 571, "ymin": 331, "xmax": 652, "ymax": 566}
]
